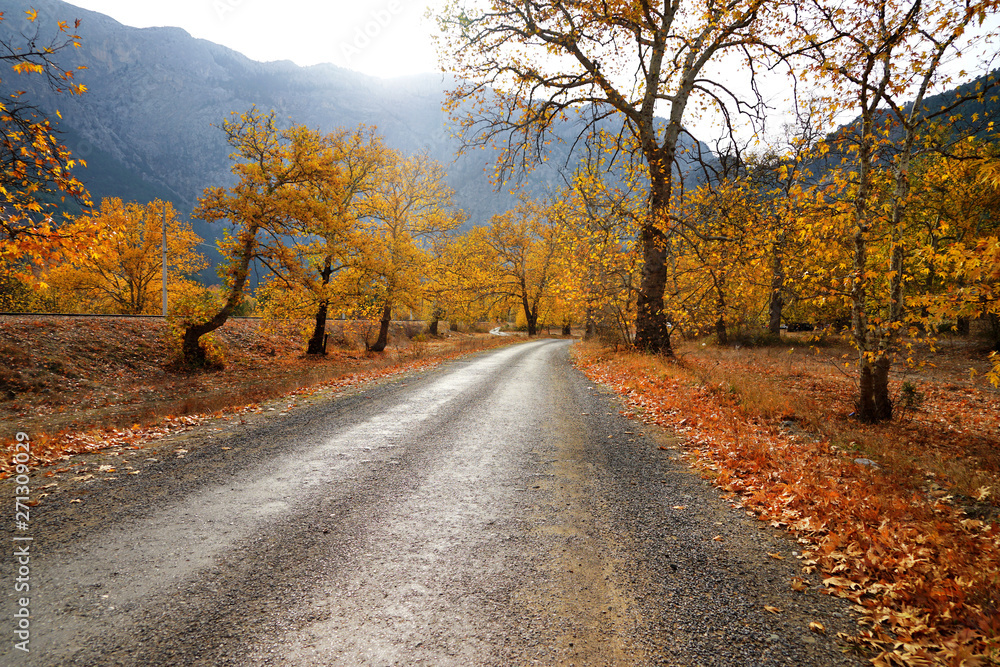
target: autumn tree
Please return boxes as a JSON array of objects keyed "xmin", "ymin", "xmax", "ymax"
[
  {"xmin": 676, "ymin": 127, "xmax": 830, "ymax": 341},
  {"xmin": 438, "ymin": 0, "xmax": 784, "ymax": 354},
  {"xmin": 917, "ymin": 149, "xmax": 1000, "ymax": 385},
  {"xmin": 550, "ymin": 161, "xmax": 642, "ymax": 344},
  {"xmin": 493, "ymin": 204, "xmax": 553, "ymax": 336},
  {"xmin": 181, "ymin": 108, "xmax": 337, "ymax": 365},
  {"xmin": 1, "ymin": 8, "xmax": 91, "ymax": 277},
  {"xmin": 668, "ymin": 157, "xmax": 769, "ymax": 344},
  {"xmin": 907, "ymin": 140, "xmax": 1000, "ymax": 331},
  {"xmin": 740, "ymin": 110, "xmax": 830, "ymax": 336},
  {"xmin": 939, "ymin": 236, "xmax": 1000, "ymax": 386},
  {"xmin": 461, "ymin": 198, "xmax": 563, "ymax": 336},
  {"xmin": 423, "ymin": 237, "xmax": 481, "ymax": 332},
  {"xmin": 361, "ymin": 152, "xmax": 462, "ymax": 352},
  {"xmin": 44, "ymin": 198, "xmax": 205, "ymax": 314},
  {"xmin": 263, "ymin": 126, "xmax": 390, "ymax": 355},
  {"xmin": 798, "ymin": 0, "xmax": 1000, "ymax": 421}
]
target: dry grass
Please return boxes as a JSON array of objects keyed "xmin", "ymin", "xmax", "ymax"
[{"xmin": 672, "ymin": 335, "xmax": 1000, "ymax": 508}]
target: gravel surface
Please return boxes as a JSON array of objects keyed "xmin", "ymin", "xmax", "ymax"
[{"xmin": 2, "ymin": 339, "xmax": 865, "ymax": 666}]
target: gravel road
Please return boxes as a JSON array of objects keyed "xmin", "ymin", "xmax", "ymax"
[{"xmin": 3, "ymin": 339, "xmax": 864, "ymax": 666}]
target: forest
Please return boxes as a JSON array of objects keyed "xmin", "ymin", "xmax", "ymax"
[{"xmin": 2, "ymin": 1, "xmax": 1000, "ymax": 663}]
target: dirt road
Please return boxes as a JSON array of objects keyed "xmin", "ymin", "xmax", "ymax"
[{"xmin": 3, "ymin": 340, "xmax": 862, "ymax": 666}]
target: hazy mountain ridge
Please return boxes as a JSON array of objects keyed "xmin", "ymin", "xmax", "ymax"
[{"xmin": 7, "ymin": 0, "xmax": 699, "ymax": 234}]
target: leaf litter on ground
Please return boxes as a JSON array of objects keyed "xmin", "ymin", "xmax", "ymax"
[{"xmin": 573, "ymin": 339, "xmax": 1000, "ymax": 667}]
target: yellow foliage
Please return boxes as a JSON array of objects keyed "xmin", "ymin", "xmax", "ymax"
[
  {"xmin": 43, "ymin": 198, "xmax": 206, "ymax": 314},
  {"xmin": 1, "ymin": 10, "xmax": 91, "ymax": 278}
]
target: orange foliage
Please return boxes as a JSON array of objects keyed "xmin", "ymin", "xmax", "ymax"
[
  {"xmin": 1, "ymin": 9, "xmax": 91, "ymax": 276},
  {"xmin": 574, "ymin": 343, "xmax": 1000, "ymax": 666}
]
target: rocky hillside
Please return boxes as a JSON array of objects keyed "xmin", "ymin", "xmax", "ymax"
[{"xmin": 3, "ymin": 0, "xmax": 709, "ymax": 246}]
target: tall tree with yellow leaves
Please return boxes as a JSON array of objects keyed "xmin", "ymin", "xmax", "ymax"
[
  {"xmin": 481, "ymin": 198, "xmax": 562, "ymax": 336},
  {"xmin": 438, "ymin": 0, "xmax": 784, "ymax": 354},
  {"xmin": 291, "ymin": 127, "xmax": 389, "ymax": 355},
  {"xmin": 917, "ymin": 148, "xmax": 1000, "ymax": 386},
  {"xmin": 181, "ymin": 108, "xmax": 338, "ymax": 365},
  {"xmin": 362, "ymin": 152, "xmax": 462, "ymax": 352},
  {"xmin": 44, "ymin": 198, "xmax": 205, "ymax": 314},
  {"xmin": 549, "ymin": 161, "xmax": 642, "ymax": 344},
  {"xmin": 797, "ymin": 0, "xmax": 1000, "ymax": 421}
]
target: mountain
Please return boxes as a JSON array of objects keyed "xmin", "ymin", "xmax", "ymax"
[
  {"xmin": 803, "ymin": 67, "xmax": 1000, "ymax": 184},
  {"xmin": 2, "ymin": 0, "xmax": 709, "ymax": 272},
  {"xmin": 916, "ymin": 69, "xmax": 1000, "ymax": 140},
  {"xmin": 3, "ymin": 1, "xmax": 475, "ymax": 222}
]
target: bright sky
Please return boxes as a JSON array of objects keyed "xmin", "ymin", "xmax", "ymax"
[
  {"xmin": 64, "ymin": 0, "xmax": 1000, "ymax": 144},
  {"xmin": 66, "ymin": 0, "xmax": 448, "ymax": 79}
]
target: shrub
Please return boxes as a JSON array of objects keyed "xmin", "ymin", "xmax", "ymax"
[{"xmin": 898, "ymin": 381, "xmax": 924, "ymax": 411}]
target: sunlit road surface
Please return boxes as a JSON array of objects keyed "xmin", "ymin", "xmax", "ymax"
[{"xmin": 4, "ymin": 339, "xmax": 860, "ymax": 666}]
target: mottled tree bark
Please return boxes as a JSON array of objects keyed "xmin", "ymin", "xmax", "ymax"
[
  {"xmin": 306, "ymin": 256, "xmax": 335, "ymax": 355},
  {"xmin": 370, "ymin": 303, "xmax": 392, "ymax": 352},
  {"xmin": 182, "ymin": 226, "xmax": 258, "ymax": 366},
  {"xmin": 633, "ymin": 152, "xmax": 674, "ymax": 355}
]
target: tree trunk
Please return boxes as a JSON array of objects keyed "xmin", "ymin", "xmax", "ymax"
[
  {"xmin": 306, "ymin": 256, "xmax": 335, "ymax": 355},
  {"xmin": 865, "ymin": 129, "xmax": 911, "ymax": 421},
  {"xmin": 633, "ymin": 157, "xmax": 673, "ymax": 355},
  {"xmin": 307, "ymin": 299, "xmax": 329, "ymax": 355},
  {"xmin": 767, "ymin": 291, "xmax": 783, "ymax": 337},
  {"xmin": 562, "ymin": 321, "xmax": 571, "ymax": 336},
  {"xmin": 370, "ymin": 303, "xmax": 392, "ymax": 352},
  {"xmin": 525, "ymin": 308, "xmax": 538, "ymax": 337},
  {"xmin": 851, "ymin": 224, "xmax": 877, "ymax": 422},
  {"xmin": 429, "ymin": 305, "xmax": 445, "ymax": 336},
  {"xmin": 857, "ymin": 359, "xmax": 876, "ymax": 422},
  {"xmin": 182, "ymin": 306, "xmax": 232, "ymax": 366},
  {"xmin": 584, "ymin": 307, "xmax": 597, "ymax": 341},
  {"xmin": 182, "ymin": 322, "xmax": 213, "ymax": 366},
  {"xmin": 181, "ymin": 225, "xmax": 258, "ymax": 366},
  {"xmin": 858, "ymin": 354, "xmax": 893, "ymax": 422},
  {"xmin": 520, "ymin": 281, "xmax": 538, "ymax": 336},
  {"xmin": 715, "ymin": 315, "xmax": 728, "ymax": 346},
  {"xmin": 851, "ymin": 99, "xmax": 878, "ymax": 422},
  {"xmin": 872, "ymin": 355, "xmax": 893, "ymax": 421}
]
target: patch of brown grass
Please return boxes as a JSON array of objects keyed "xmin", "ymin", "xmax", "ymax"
[{"xmin": 672, "ymin": 337, "xmax": 1000, "ymax": 507}]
